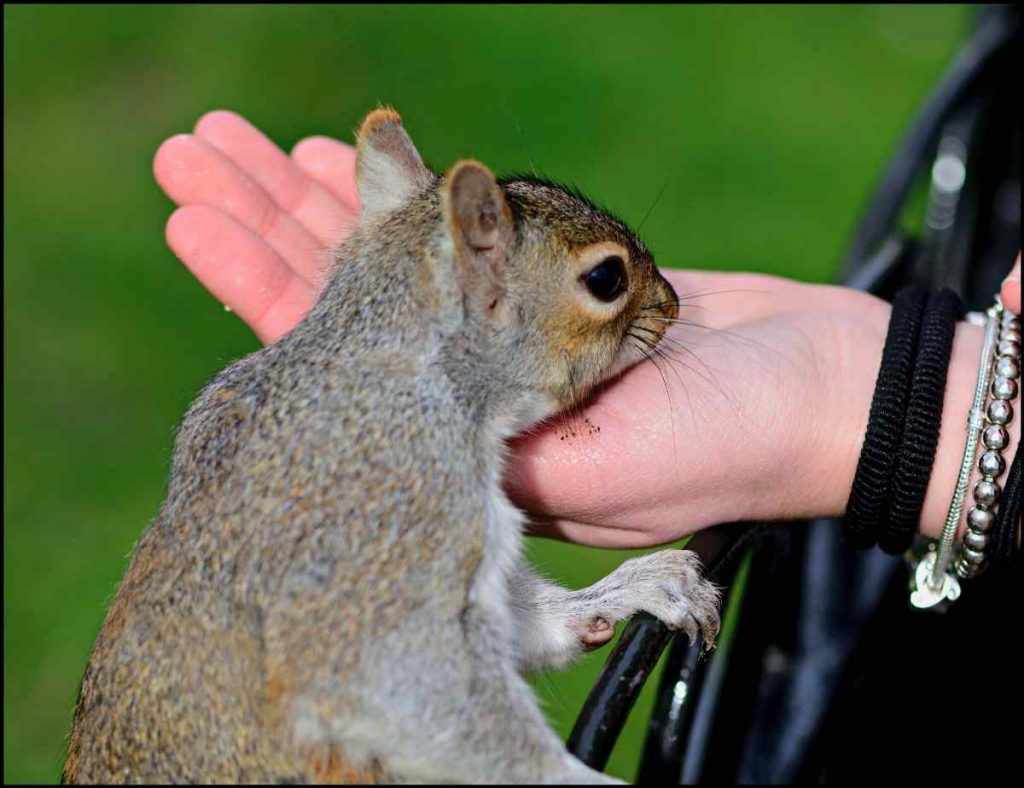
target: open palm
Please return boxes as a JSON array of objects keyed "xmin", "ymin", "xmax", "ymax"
[{"xmin": 155, "ymin": 111, "xmax": 905, "ymax": 547}]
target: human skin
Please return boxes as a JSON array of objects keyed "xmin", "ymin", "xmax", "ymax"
[{"xmin": 154, "ymin": 110, "xmax": 1021, "ymax": 550}]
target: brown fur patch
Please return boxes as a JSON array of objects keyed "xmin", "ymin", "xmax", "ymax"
[
  {"xmin": 355, "ymin": 107, "xmax": 405, "ymax": 184},
  {"xmin": 358, "ymin": 107, "xmax": 403, "ymax": 138},
  {"xmin": 306, "ymin": 746, "xmax": 384, "ymax": 785},
  {"xmin": 264, "ymin": 669, "xmax": 289, "ymax": 712}
]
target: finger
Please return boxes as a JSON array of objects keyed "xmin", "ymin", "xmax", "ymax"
[
  {"xmin": 166, "ymin": 205, "xmax": 316, "ymax": 344},
  {"xmin": 194, "ymin": 110, "xmax": 359, "ymax": 250},
  {"xmin": 154, "ymin": 134, "xmax": 328, "ymax": 289},
  {"xmin": 291, "ymin": 135, "xmax": 361, "ymax": 212},
  {"xmin": 1001, "ymin": 254, "xmax": 1021, "ymax": 313}
]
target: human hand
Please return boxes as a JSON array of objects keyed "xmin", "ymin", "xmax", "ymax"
[
  {"xmin": 153, "ymin": 111, "xmax": 991, "ymax": 550},
  {"xmin": 507, "ymin": 273, "xmax": 894, "ymax": 546},
  {"xmin": 154, "ymin": 110, "xmax": 359, "ymax": 344}
]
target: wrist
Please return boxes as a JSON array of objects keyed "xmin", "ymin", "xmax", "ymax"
[
  {"xmin": 731, "ymin": 287, "xmax": 893, "ymax": 527},
  {"xmin": 828, "ymin": 314, "xmax": 1019, "ymax": 542}
]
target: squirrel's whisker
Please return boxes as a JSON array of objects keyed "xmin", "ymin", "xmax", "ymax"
[{"xmin": 639, "ymin": 314, "xmax": 775, "ymax": 354}]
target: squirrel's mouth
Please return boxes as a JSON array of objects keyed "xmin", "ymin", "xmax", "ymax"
[
  {"xmin": 624, "ymin": 285, "xmax": 679, "ymax": 353},
  {"xmin": 607, "ymin": 286, "xmax": 681, "ymax": 383},
  {"xmin": 600, "ymin": 316, "xmax": 668, "ymax": 387}
]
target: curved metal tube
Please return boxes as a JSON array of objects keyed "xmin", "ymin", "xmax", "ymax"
[{"xmin": 566, "ymin": 522, "xmax": 762, "ymax": 771}]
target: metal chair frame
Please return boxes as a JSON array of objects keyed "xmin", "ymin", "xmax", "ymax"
[{"xmin": 566, "ymin": 6, "xmax": 1021, "ymax": 782}]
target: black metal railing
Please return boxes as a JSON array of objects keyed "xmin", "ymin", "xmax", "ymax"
[{"xmin": 566, "ymin": 5, "xmax": 1020, "ymax": 782}]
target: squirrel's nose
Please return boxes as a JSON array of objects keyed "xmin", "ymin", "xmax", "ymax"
[{"xmin": 659, "ymin": 281, "xmax": 679, "ymax": 322}]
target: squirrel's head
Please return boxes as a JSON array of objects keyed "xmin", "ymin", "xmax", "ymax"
[{"xmin": 352, "ymin": 109, "xmax": 678, "ymax": 423}]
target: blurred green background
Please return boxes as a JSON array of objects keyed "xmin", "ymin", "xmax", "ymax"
[{"xmin": 4, "ymin": 4, "xmax": 969, "ymax": 783}]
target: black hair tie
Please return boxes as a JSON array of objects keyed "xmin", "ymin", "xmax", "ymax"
[
  {"xmin": 879, "ymin": 288, "xmax": 963, "ymax": 554},
  {"xmin": 844, "ymin": 286, "xmax": 929, "ymax": 549}
]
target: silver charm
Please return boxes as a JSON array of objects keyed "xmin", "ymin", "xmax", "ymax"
[{"xmin": 911, "ymin": 551, "xmax": 961, "ymax": 609}]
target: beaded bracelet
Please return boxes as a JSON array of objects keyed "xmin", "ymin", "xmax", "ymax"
[
  {"xmin": 910, "ymin": 299, "xmax": 1021, "ymax": 609},
  {"xmin": 955, "ymin": 305, "xmax": 1020, "ymax": 578}
]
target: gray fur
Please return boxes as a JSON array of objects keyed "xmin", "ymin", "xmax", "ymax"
[{"xmin": 64, "ymin": 111, "xmax": 719, "ymax": 785}]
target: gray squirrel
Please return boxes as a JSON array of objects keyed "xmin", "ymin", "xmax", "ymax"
[{"xmin": 64, "ymin": 109, "xmax": 721, "ymax": 784}]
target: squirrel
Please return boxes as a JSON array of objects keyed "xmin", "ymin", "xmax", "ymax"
[{"xmin": 63, "ymin": 108, "xmax": 721, "ymax": 785}]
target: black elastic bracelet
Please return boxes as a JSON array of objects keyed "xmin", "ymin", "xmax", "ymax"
[
  {"xmin": 879, "ymin": 288, "xmax": 963, "ymax": 554},
  {"xmin": 843, "ymin": 286, "xmax": 929, "ymax": 549}
]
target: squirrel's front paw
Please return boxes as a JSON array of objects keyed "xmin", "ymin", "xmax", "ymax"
[
  {"xmin": 625, "ymin": 550, "xmax": 722, "ymax": 649},
  {"xmin": 572, "ymin": 616, "xmax": 615, "ymax": 651}
]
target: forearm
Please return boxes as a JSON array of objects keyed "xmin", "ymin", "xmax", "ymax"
[
  {"xmin": 647, "ymin": 310, "xmax": 1017, "ymax": 543},
  {"xmin": 507, "ymin": 275, "xmax": 1019, "ymax": 550}
]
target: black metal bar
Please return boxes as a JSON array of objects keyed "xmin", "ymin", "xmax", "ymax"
[
  {"xmin": 792, "ymin": 15, "xmax": 1021, "ymax": 781},
  {"xmin": 635, "ymin": 549, "xmax": 746, "ymax": 783},
  {"xmin": 568, "ymin": 188, "xmax": 917, "ymax": 780},
  {"xmin": 638, "ymin": 228, "xmax": 911, "ymax": 782},
  {"xmin": 565, "ymin": 612, "xmax": 674, "ymax": 772},
  {"xmin": 566, "ymin": 522, "xmax": 761, "ymax": 771},
  {"xmin": 568, "ymin": 8, "xmax": 1021, "ymax": 780},
  {"xmin": 843, "ymin": 234, "xmax": 915, "ymax": 297},
  {"xmin": 685, "ymin": 535, "xmax": 793, "ymax": 785},
  {"xmin": 839, "ymin": 6, "xmax": 1018, "ymax": 276},
  {"xmin": 633, "ymin": 618, "xmax": 707, "ymax": 782}
]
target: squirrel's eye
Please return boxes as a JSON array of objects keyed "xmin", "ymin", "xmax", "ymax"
[{"xmin": 582, "ymin": 256, "xmax": 627, "ymax": 302}]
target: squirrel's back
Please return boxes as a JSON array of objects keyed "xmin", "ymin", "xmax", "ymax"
[
  {"xmin": 65, "ymin": 269, "xmax": 490, "ymax": 782},
  {"xmin": 65, "ymin": 107, "xmax": 685, "ymax": 784}
]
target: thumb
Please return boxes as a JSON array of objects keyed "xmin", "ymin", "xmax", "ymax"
[{"xmin": 1001, "ymin": 254, "xmax": 1021, "ymax": 313}]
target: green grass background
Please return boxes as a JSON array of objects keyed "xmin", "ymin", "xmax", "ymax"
[{"xmin": 4, "ymin": 4, "xmax": 969, "ymax": 782}]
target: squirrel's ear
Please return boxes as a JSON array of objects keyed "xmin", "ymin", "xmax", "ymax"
[
  {"xmin": 355, "ymin": 108, "xmax": 432, "ymax": 215},
  {"xmin": 441, "ymin": 160, "xmax": 513, "ymax": 316}
]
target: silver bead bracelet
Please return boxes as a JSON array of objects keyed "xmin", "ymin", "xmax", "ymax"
[
  {"xmin": 955, "ymin": 304, "xmax": 1020, "ymax": 579},
  {"xmin": 910, "ymin": 297, "xmax": 1021, "ymax": 609}
]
